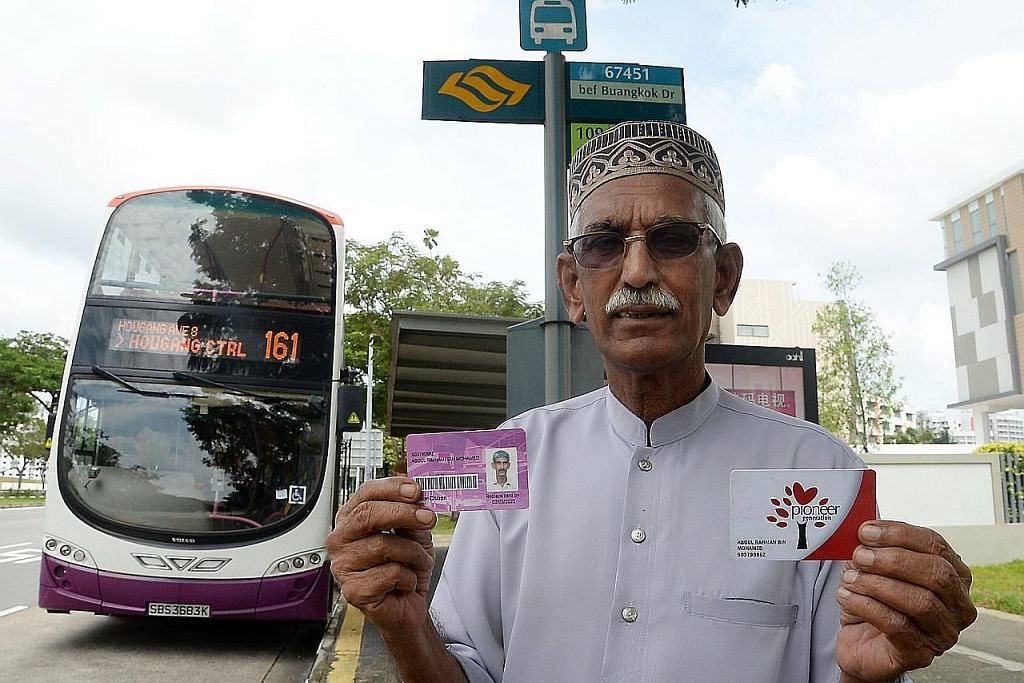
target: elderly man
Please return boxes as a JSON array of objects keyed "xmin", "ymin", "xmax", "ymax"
[
  {"xmin": 326, "ymin": 121, "xmax": 976, "ymax": 682},
  {"xmin": 487, "ymin": 449, "xmax": 515, "ymax": 492}
]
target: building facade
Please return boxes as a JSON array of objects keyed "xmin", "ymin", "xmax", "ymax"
[
  {"xmin": 925, "ymin": 408, "xmax": 1024, "ymax": 445},
  {"xmin": 932, "ymin": 162, "xmax": 1024, "ymax": 442},
  {"xmin": 715, "ymin": 278, "xmax": 826, "ymax": 349}
]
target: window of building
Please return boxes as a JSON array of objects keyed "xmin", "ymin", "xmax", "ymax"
[
  {"xmin": 951, "ymin": 212, "xmax": 964, "ymax": 252},
  {"xmin": 737, "ymin": 324, "xmax": 770, "ymax": 337},
  {"xmin": 968, "ymin": 200, "xmax": 983, "ymax": 243},
  {"xmin": 986, "ymin": 191, "xmax": 998, "ymax": 234},
  {"xmin": 1008, "ymin": 250, "xmax": 1024, "ymax": 315}
]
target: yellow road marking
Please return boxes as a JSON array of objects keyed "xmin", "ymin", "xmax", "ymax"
[{"xmin": 329, "ymin": 604, "xmax": 365, "ymax": 682}]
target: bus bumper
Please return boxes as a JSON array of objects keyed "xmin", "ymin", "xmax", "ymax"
[{"xmin": 38, "ymin": 555, "xmax": 331, "ymax": 621}]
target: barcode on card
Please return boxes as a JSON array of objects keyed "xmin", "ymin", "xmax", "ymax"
[{"xmin": 414, "ymin": 474, "xmax": 480, "ymax": 491}]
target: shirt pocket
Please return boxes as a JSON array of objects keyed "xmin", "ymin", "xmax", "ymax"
[{"xmin": 684, "ymin": 592, "xmax": 798, "ymax": 627}]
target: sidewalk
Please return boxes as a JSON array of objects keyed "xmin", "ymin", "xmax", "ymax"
[
  {"xmin": 307, "ymin": 536, "xmax": 453, "ymax": 683},
  {"xmin": 916, "ymin": 607, "xmax": 1024, "ymax": 681}
]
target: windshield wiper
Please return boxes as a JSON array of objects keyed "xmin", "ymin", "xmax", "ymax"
[
  {"xmin": 172, "ymin": 371, "xmax": 325, "ymax": 413},
  {"xmin": 172, "ymin": 371, "xmax": 284, "ymax": 403},
  {"xmin": 90, "ymin": 366, "xmax": 180, "ymax": 398}
]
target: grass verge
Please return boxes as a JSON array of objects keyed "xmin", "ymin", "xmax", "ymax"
[
  {"xmin": 970, "ymin": 559, "xmax": 1024, "ymax": 616},
  {"xmin": 433, "ymin": 514, "xmax": 457, "ymax": 535},
  {"xmin": 0, "ymin": 494, "xmax": 45, "ymax": 507}
]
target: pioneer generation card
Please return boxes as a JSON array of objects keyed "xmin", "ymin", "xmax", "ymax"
[
  {"xmin": 406, "ymin": 428, "xmax": 528, "ymax": 512},
  {"xmin": 730, "ymin": 468, "xmax": 877, "ymax": 560}
]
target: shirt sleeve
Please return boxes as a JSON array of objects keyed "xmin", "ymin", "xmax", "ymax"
[{"xmin": 429, "ymin": 509, "xmax": 505, "ymax": 683}]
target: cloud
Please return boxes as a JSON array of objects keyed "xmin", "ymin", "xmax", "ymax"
[
  {"xmin": 860, "ymin": 51, "xmax": 1024, "ymax": 136},
  {"xmin": 749, "ymin": 63, "xmax": 805, "ymax": 109},
  {"xmin": 0, "ymin": 236, "xmax": 88, "ymax": 339},
  {"xmin": 880, "ymin": 300, "xmax": 957, "ymax": 410},
  {"xmin": 755, "ymin": 156, "xmax": 889, "ymax": 214}
]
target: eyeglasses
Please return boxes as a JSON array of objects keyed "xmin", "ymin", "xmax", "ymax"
[{"xmin": 563, "ymin": 221, "xmax": 722, "ymax": 269}]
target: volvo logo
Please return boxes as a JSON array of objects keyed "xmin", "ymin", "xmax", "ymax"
[{"xmin": 132, "ymin": 554, "xmax": 231, "ymax": 572}]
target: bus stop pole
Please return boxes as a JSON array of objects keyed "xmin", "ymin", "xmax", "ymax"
[
  {"xmin": 364, "ymin": 336, "xmax": 374, "ymax": 481},
  {"xmin": 543, "ymin": 51, "xmax": 572, "ymax": 405}
]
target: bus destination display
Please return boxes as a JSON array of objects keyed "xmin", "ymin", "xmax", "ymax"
[{"xmin": 108, "ymin": 318, "xmax": 301, "ymax": 363}]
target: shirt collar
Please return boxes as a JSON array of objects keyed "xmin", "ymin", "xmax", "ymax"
[{"xmin": 604, "ymin": 374, "xmax": 721, "ymax": 447}]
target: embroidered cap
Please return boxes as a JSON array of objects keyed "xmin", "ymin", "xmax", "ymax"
[{"xmin": 568, "ymin": 120, "xmax": 725, "ymax": 230}]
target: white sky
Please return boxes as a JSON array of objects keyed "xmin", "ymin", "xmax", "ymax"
[{"xmin": 2, "ymin": 0, "xmax": 1023, "ymax": 411}]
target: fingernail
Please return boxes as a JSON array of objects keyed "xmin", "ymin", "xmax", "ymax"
[
  {"xmin": 836, "ymin": 587, "xmax": 851, "ymax": 600},
  {"xmin": 415, "ymin": 508, "xmax": 435, "ymax": 525},
  {"xmin": 853, "ymin": 547, "xmax": 875, "ymax": 566},
  {"xmin": 861, "ymin": 524, "xmax": 882, "ymax": 542},
  {"xmin": 400, "ymin": 483, "xmax": 418, "ymax": 499},
  {"xmin": 843, "ymin": 568, "xmax": 859, "ymax": 583}
]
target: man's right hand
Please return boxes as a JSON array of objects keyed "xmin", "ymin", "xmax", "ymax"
[{"xmin": 326, "ymin": 477, "xmax": 437, "ymax": 636}]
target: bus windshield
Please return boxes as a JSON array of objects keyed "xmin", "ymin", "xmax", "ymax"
[
  {"xmin": 90, "ymin": 190, "xmax": 335, "ymax": 311},
  {"xmin": 58, "ymin": 378, "xmax": 326, "ymax": 539}
]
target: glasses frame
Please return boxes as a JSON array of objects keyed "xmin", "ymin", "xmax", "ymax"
[{"xmin": 562, "ymin": 221, "xmax": 723, "ymax": 269}]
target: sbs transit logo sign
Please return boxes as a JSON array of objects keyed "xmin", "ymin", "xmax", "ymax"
[
  {"xmin": 438, "ymin": 65, "xmax": 532, "ymax": 113},
  {"xmin": 765, "ymin": 481, "xmax": 840, "ymax": 550}
]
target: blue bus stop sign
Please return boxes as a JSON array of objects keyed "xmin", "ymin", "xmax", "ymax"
[{"xmin": 520, "ymin": 0, "xmax": 587, "ymax": 52}]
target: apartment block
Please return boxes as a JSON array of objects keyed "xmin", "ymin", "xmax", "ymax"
[
  {"xmin": 932, "ymin": 162, "xmax": 1024, "ymax": 442},
  {"xmin": 925, "ymin": 408, "xmax": 1024, "ymax": 445},
  {"xmin": 715, "ymin": 278, "xmax": 826, "ymax": 349}
]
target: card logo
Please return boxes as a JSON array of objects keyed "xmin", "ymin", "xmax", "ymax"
[{"xmin": 765, "ymin": 481, "xmax": 841, "ymax": 550}]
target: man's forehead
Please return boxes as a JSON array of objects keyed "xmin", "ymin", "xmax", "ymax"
[{"xmin": 576, "ymin": 174, "xmax": 711, "ymax": 230}]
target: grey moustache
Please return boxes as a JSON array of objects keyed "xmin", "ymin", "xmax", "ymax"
[{"xmin": 604, "ymin": 285, "xmax": 681, "ymax": 314}]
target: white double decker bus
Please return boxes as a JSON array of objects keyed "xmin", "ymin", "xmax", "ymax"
[{"xmin": 39, "ymin": 187, "xmax": 346, "ymax": 621}]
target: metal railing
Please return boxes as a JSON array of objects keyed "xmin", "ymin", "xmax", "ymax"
[{"xmin": 1000, "ymin": 452, "xmax": 1024, "ymax": 523}]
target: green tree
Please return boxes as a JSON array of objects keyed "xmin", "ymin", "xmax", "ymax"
[
  {"xmin": 344, "ymin": 230, "xmax": 541, "ymax": 438},
  {"xmin": 3, "ymin": 417, "xmax": 48, "ymax": 490},
  {"xmin": 0, "ymin": 331, "xmax": 68, "ymax": 434},
  {"xmin": 897, "ymin": 411, "xmax": 952, "ymax": 444},
  {"xmin": 812, "ymin": 262, "xmax": 900, "ymax": 451}
]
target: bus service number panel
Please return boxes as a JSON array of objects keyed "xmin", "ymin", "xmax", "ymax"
[
  {"xmin": 109, "ymin": 318, "xmax": 300, "ymax": 363},
  {"xmin": 71, "ymin": 307, "xmax": 334, "ymax": 382}
]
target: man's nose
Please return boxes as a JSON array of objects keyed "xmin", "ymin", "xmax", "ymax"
[{"xmin": 620, "ymin": 235, "xmax": 658, "ymax": 288}]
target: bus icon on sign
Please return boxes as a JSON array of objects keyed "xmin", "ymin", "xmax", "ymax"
[
  {"xmin": 520, "ymin": 0, "xmax": 587, "ymax": 52},
  {"xmin": 531, "ymin": 0, "xmax": 576, "ymax": 45}
]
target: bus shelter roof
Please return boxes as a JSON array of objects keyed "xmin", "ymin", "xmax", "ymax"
[{"xmin": 387, "ymin": 311, "xmax": 523, "ymax": 437}]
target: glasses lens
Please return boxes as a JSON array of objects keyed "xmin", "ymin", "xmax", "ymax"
[
  {"xmin": 574, "ymin": 233, "xmax": 624, "ymax": 268},
  {"xmin": 647, "ymin": 223, "xmax": 702, "ymax": 259}
]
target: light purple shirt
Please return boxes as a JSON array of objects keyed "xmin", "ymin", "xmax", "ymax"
[{"xmin": 430, "ymin": 380, "xmax": 865, "ymax": 682}]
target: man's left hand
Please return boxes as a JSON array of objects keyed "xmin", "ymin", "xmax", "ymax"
[{"xmin": 835, "ymin": 520, "xmax": 977, "ymax": 682}]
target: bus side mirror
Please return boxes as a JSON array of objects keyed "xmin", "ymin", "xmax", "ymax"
[
  {"xmin": 337, "ymin": 385, "xmax": 366, "ymax": 433},
  {"xmin": 44, "ymin": 393, "xmax": 59, "ymax": 450}
]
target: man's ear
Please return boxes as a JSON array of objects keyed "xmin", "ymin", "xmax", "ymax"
[
  {"xmin": 556, "ymin": 253, "xmax": 587, "ymax": 324},
  {"xmin": 712, "ymin": 243, "xmax": 743, "ymax": 317}
]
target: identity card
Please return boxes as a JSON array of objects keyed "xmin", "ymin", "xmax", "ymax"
[
  {"xmin": 730, "ymin": 468, "xmax": 877, "ymax": 560},
  {"xmin": 406, "ymin": 428, "xmax": 529, "ymax": 512}
]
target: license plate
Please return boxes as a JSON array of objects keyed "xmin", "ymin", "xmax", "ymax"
[{"xmin": 147, "ymin": 602, "xmax": 211, "ymax": 618}]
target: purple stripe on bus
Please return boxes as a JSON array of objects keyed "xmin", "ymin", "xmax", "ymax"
[{"xmin": 38, "ymin": 555, "xmax": 331, "ymax": 621}]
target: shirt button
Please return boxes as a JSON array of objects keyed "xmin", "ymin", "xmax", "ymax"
[
  {"xmin": 638, "ymin": 459, "xmax": 653, "ymax": 471},
  {"xmin": 630, "ymin": 528, "xmax": 646, "ymax": 543},
  {"xmin": 621, "ymin": 606, "xmax": 638, "ymax": 623}
]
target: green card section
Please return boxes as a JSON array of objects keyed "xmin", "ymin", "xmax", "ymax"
[
  {"xmin": 568, "ymin": 122, "xmax": 613, "ymax": 159},
  {"xmin": 422, "ymin": 60, "xmax": 545, "ymax": 124}
]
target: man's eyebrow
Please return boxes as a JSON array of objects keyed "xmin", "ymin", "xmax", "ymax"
[
  {"xmin": 650, "ymin": 214, "xmax": 704, "ymax": 225},
  {"xmin": 580, "ymin": 219, "xmax": 625, "ymax": 234},
  {"xmin": 581, "ymin": 215, "xmax": 704, "ymax": 234}
]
